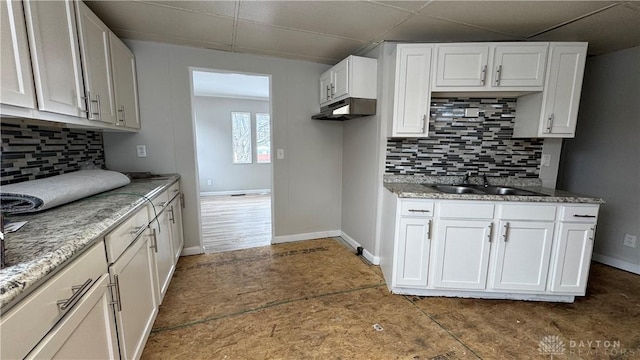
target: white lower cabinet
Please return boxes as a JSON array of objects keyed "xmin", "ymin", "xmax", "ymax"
[
  {"xmin": 168, "ymin": 194, "xmax": 184, "ymax": 262},
  {"xmin": 381, "ymin": 192, "xmax": 600, "ymax": 302},
  {"xmin": 150, "ymin": 207, "xmax": 175, "ymax": 303},
  {"xmin": 25, "ymin": 274, "xmax": 119, "ymax": 359},
  {"xmin": 431, "ymin": 219, "xmax": 493, "ymax": 290},
  {"xmin": 109, "ymin": 227, "xmax": 159, "ymax": 360},
  {"xmin": 491, "ymin": 221, "xmax": 554, "ymax": 291}
]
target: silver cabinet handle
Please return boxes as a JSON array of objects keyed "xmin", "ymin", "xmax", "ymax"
[
  {"xmin": 494, "ymin": 65, "xmax": 502, "ymax": 86},
  {"xmin": 480, "ymin": 65, "xmax": 487, "ymax": 86},
  {"xmin": 159, "ymin": 201, "xmax": 170, "ymax": 208},
  {"xmin": 488, "ymin": 223, "xmax": 493, "ymax": 242},
  {"xmin": 108, "ymin": 275, "xmax": 122, "ymax": 312},
  {"xmin": 331, "ymin": 83, "xmax": 335, "ymax": 96},
  {"xmin": 426, "ymin": 219, "xmax": 432, "ymax": 240},
  {"xmin": 421, "ymin": 114, "xmax": 427, "ymax": 132},
  {"xmin": 573, "ymin": 214, "xmax": 596, "ymax": 218},
  {"xmin": 122, "ymin": 105, "xmax": 126, "ymax": 125},
  {"xmin": 149, "ymin": 228, "xmax": 158, "ymax": 253},
  {"xmin": 180, "ymin": 193, "xmax": 185, "ymax": 208},
  {"xmin": 408, "ymin": 209, "xmax": 430, "ymax": 213},
  {"xmin": 169, "ymin": 206, "xmax": 175, "ymax": 224},
  {"xmin": 56, "ymin": 278, "xmax": 93, "ymax": 312},
  {"xmin": 96, "ymin": 94, "xmax": 101, "ymax": 121},
  {"xmin": 502, "ymin": 222, "xmax": 509, "ymax": 242},
  {"xmin": 130, "ymin": 225, "xmax": 147, "ymax": 238},
  {"xmin": 589, "ymin": 225, "xmax": 597, "ymax": 240},
  {"xmin": 326, "ymin": 85, "xmax": 331, "ymax": 100},
  {"xmin": 546, "ymin": 114, "xmax": 554, "ymax": 133},
  {"xmin": 117, "ymin": 105, "xmax": 125, "ymax": 125}
]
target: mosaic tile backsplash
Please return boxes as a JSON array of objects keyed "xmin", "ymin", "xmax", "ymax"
[
  {"xmin": 1, "ymin": 121, "xmax": 105, "ymax": 185},
  {"xmin": 386, "ymin": 98, "xmax": 544, "ymax": 177}
]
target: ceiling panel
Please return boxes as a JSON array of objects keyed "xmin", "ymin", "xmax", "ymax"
[
  {"xmin": 235, "ymin": 20, "xmax": 368, "ymax": 62},
  {"xmin": 137, "ymin": 0, "xmax": 237, "ymax": 18},
  {"xmin": 530, "ymin": 4, "xmax": 640, "ymax": 55},
  {"xmin": 85, "ymin": 1, "xmax": 234, "ymax": 46},
  {"xmin": 383, "ymin": 13, "xmax": 519, "ymax": 43},
  {"xmin": 419, "ymin": 1, "xmax": 617, "ymax": 37},
  {"xmin": 373, "ymin": 1, "xmax": 431, "ymax": 12},
  {"xmin": 238, "ymin": 1, "xmax": 411, "ymax": 41},
  {"xmin": 115, "ymin": 29, "xmax": 233, "ymax": 52}
]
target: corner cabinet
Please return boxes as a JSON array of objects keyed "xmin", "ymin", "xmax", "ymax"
[
  {"xmin": 319, "ymin": 55, "xmax": 376, "ymax": 106},
  {"xmin": 388, "ymin": 44, "xmax": 433, "ymax": 138},
  {"xmin": 110, "ymin": 33, "xmax": 141, "ymax": 129},
  {"xmin": 513, "ymin": 43, "xmax": 588, "ymax": 138},
  {"xmin": 380, "ymin": 191, "xmax": 601, "ymax": 302},
  {"xmin": 0, "ymin": 0, "xmax": 36, "ymax": 109}
]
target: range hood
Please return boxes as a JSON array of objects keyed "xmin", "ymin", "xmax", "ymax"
[{"xmin": 312, "ymin": 98, "xmax": 376, "ymax": 121}]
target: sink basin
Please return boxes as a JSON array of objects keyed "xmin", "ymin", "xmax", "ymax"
[
  {"xmin": 481, "ymin": 186, "xmax": 545, "ymax": 196},
  {"xmin": 431, "ymin": 185, "xmax": 486, "ymax": 194}
]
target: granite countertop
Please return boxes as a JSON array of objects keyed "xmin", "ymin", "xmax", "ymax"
[
  {"xmin": 0, "ymin": 175, "xmax": 180, "ymax": 311},
  {"xmin": 384, "ymin": 175, "xmax": 605, "ymax": 204}
]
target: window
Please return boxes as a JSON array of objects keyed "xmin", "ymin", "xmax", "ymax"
[
  {"xmin": 256, "ymin": 113, "xmax": 271, "ymax": 163},
  {"xmin": 231, "ymin": 112, "xmax": 252, "ymax": 164}
]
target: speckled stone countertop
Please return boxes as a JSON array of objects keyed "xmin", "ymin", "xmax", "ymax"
[
  {"xmin": 384, "ymin": 175, "xmax": 605, "ymax": 204},
  {"xmin": 0, "ymin": 175, "xmax": 179, "ymax": 311}
]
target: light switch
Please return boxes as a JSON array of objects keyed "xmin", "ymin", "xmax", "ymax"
[
  {"xmin": 136, "ymin": 145, "xmax": 147, "ymax": 158},
  {"xmin": 541, "ymin": 154, "xmax": 551, "ymax": 167},
  {"xmin": 277, "ymin": 149, "xmax": 285, "ymax": 160}
]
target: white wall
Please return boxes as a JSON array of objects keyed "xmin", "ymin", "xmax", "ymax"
[
  {"xmin": 103, "ymin": 40, "xmax": 341, "ymax": 251},
  {"xmin": 559, "ymin": 46, "xmax": 640, "ymax": 273},
  {"xmin": 193, "ymin": 96, "xmax": 270, "ymax": 193}
]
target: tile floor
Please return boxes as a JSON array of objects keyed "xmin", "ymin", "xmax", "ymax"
[{"xmin": 142, "ymin": 238, "xmax": 640, "ymax": 359}]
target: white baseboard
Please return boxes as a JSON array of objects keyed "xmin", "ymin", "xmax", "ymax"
[
  {"xmin": 592, "ymin": 253, "xmax": 640, "ymax": 275},
  {"xmin": 273, "ymin": 230, "xmax": 341, "ymax": 244},
  {"xmin": 200, "ymin": 189, "xmax": 271, "ymax": 197},
  {"xmin": 340, "ymin": 231, "xmax": 380, "ymax": 265},
  {"xmin": 181, "ymin": 246, "xmax": 204, "ymax": 256}
]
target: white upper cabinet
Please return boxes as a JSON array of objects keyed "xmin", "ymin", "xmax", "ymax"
[
  {"xmin": 23, "ymin": 0, "xmax": 86, "ymax": 117},
  {"xmin": 319, "ymin": 55, "xmax": 376, "ymax": 106},
  {"xmin": 0, "ymin": 0, "xmax": 36, "ymax": 109},
  {"xmin": 76, "ymin": 1, "xmax": 116, "ymax": 124},
  {"xmin": 389, "ymin": 44, "xmax": 433, "ymax": 138},
  {"xmin": 513, "ymin": 43, "xmax": 588, "ymax": 138},
  {"xmin": 432, "ymin": 43, "xmax": 548, "ymax": 92},
  {"xmin": 110, "ymin": 33, "xmax": 140, "ymax": 129}
]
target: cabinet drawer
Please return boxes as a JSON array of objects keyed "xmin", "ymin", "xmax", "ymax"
[
  {"xmin": 560, "ymin": 205, "xmax": 599, "ymax": 222},
  {"xmin": 105, "ymin": 207, "xmax": 149, "ymax": 263},
  {"xmin": 499, "ymin": 204, "xmax": 556, "ymax": 221},
  {"xmin": 148, "ymin": 189, "xmax": 169, "ymax": 220},
  {"xmin": 0, "ymin": 242, "xmax": 107, "ymax": 360},
  {"xmin": 400, "ymin": 200, "xmax": 434, "ymax": 217},
  {"xmin": 439, "ymin": 202, "xmax": 494, "ymax": 219}
]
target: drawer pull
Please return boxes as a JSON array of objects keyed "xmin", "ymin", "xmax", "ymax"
[
  {"xmin": 426, "ymin": 219, "xmax": 432, "ymax": 240},
  {"xmin": 180, "ymin": 193, "xmax": 185, "ymax": 208},
  {"xmin": 573, "ymin": 214, "xmax": 596, "ymax": 218},
  {"xmin": 108, "ymin": 275, "xmax": 123, "ymax": 312},
  {"xmin": 160, "ymin": 201, "xmax": 170, "ymax": 208},
  {"xmin": 169, "ymin": 206, "xmax": 175, "ymax": 224},
  {"xmin": 408, "ymin": 209, "xmax": 430, "ymax": 213},
  {"xmin": 56, "ymin": 278, "xmax": 93, "ymax": 312},
  {"xmin": 149, "ymin": 228, "xmax": 158, "ymax": 253},
  {"xmin": 503, "ymin": 222, "xmax": 509, "ymax": 242},
  {"xmin": 130, "ymin": 225, "xmax": 147, "ymax": 238}
]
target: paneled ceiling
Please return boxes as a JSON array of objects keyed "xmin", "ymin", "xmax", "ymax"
[{"xmin": 86, "ymin": 0, "xmax": 640, "ymax": 64}]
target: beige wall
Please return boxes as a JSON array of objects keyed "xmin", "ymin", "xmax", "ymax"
[{"xmin": 103, "ymin": 40, "xmax": 342, "ymax": 251}]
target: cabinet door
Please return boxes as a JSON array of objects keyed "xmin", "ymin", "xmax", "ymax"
[
  {"xmin": 110, "ymin": 33, "xmax": 140, "ymax": 129},
  {"xmin": 550, "ymin": 222, "xmax": 595, "ymax": 294},
  {"xmin": 109, "ymin": 231, "xmax": 159, "ymax": 360},
  {"xmin": 492, "ymin": 44, "xmax": 548, "ymax": 88},
  {"xmin": 392, "ymin": 44, "xmax": 433, "ymax": 137},
  {"xmin": 331, "ymin": 57, "xmax": 349, "ymax": 100},
  {"xmin": 492, "ymin": 221, "xmax": 554, "ymax": 291},
  {"xmin": 434, "ymin": 45, "xmax": 489, "ymax": 88},
  {"xmin": 319, "ymin": 70, "xmax": 332, "ymax": 105},
  {"xmin": 432, "ymin": 220, "xmax": 493, "ymax": 290},
  {"xmin": 23, "ymin": 0, "xmax": 85, "ymax": 117},
  {"xmin": 395, "ymin": 217, "xmax": 432, "ymax": 288},
  {"xmin": 1, "ymin": 0, "xmax": 36, "ymax": 108},
  {"xmin": 25, "ymin": 274, "xmax": 119, "ymax": 360},
  {"xmin": 75, "ymin": 1, "xmax": 116, "ymax": 124},
  {"xmin": 169, "ymin": 197, "xmax": 184, "ymax": 262},
  {"xmin": 540, "ymin": 43, "xmax": 587, "ymax": 136},
  {"xmin": 150, "ymin": 210, "xmax": 175, "ymax": 302}
]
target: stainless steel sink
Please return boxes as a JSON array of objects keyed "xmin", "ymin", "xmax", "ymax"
[
  {"xmin": 481, "ymin": 186, "xmax": 544, "ymax": 196},
  {"xmin": 431, "ymin": 185, "xmax": 486, "ymax": 194}
]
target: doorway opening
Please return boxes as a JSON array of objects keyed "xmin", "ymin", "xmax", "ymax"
[{"xmin": 190, "ymin": 69, "xmax": 273, "ymax": 253}]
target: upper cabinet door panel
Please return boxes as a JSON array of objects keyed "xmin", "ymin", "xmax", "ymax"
[
  {"xmin": 434, "ymin": 45, "xmax": 489, "ymax": 88},
  {"xmin": 319, "ymin": 70, "xmax": 332, "ymax": 105},
  {"xmin": 76, "ymin": 1, "xmax": 116, "ymax": 124},
  {"xmin": 0, "ymin": 0, "xmax": 36, "ymax": 109},
  {"xmin": 492, "ymin": 44, "xmax": 548, "ymax": 88},
  {"xmin": 331, "ymin": 57, "xmax": 349, "ymax": 100},
  {"xmin": 109, "ymin": 33, "xmax": 140, "ymax": 129},
  {"xmin": 23, "ymin": 0, "xmax": 85, "ymax": 117}
]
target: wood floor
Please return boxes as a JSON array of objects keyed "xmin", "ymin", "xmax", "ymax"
[
  {"xmin": 143, "ymin": 238, "xmax": 640, "ymax": 359},
  {"xmin": 200, "ymin": 194, "xmax": 271, "ymax": 253}
]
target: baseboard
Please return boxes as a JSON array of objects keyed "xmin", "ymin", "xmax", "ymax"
[
  {"xmin": 592, "ymin": 253, "xmax": 640, "ymax": 275},
  {"xmin": 340, "ymin": 231, "xmax": 380, "ymax": 265},
  {"xmin": 181, "ymin": 246, "xmax": 204, "ymax": 256},
  {"xmin": 200, "ymin": 189, "xmax": 271, "ymax": 197},
  {"xmin": 273, "ymin": 230, "xmax": 341, "ymax": 244}
]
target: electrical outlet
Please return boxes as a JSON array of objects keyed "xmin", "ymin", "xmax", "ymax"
[
  {"xmin": 207, "ymin": 179, "xmax": 212, "ymax": 186},
  {"xmin": 277, "ymin": 149, "xmax": 285, "ymax": 160},
  {"xmin": 136, "ymin": 145, "xmax": 147, "ymax": 158},
  {"xmin": 541, "ymin": 154, "xmax": 551, "ymax": 167},
  {"xmin": 623, "ymin": 234, "xmax": 637, "ymax": 248}
]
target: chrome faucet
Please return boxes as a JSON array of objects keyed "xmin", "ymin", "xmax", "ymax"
[
  {"xmin": 482, "ymin": 174, "xmax": 489, "ymax": 187},
  {"xmin": 461, "ymin": 172, "xmax": 470, "ymax": 185}
]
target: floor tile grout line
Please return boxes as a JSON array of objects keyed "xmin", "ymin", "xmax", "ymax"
[
  {"xmin": 151, "ymin": 283, "xmax": 387, "ymax": 335},
  {"xmin": 404, "ymin": 296, "xmax": 484, "ymax": 360}
]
